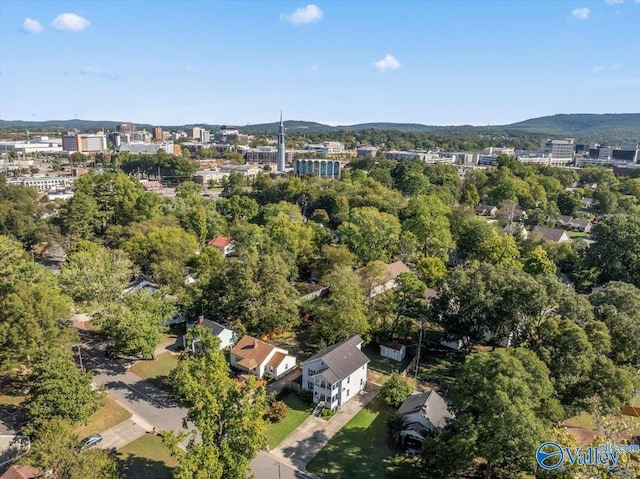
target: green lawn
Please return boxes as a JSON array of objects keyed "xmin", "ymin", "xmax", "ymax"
[
  {"xmin": 363, "ymin": 344, "xmax": 411, "ymax": 377},
  {"xmin": 0, "ymin": 393, "xmax": 24, "ymax": 406},
  {"xmin": 130, "ymin": 353, "xmax": 178, "ymax": 381},
  {"xmin": 265, "ymin": 393, "xmax": 310, "ymax": 449},
  {"xmin": 563, "ymin": 411, "xmax": 596, "ymax": 430},
  {"xmin": 76, "ymin": 395, "xmax": 132, "ymax": 438},
  {"xmin": 568, "ymin": 231, "xmax": 589, "ymax": 239},
  {"xmin": 307, "ymin": 397, "xmax": 408, "ymax": 478},
  {"xmin": 413, "ymin": 333, "xmax": 466, "ymax": 388},
  {"xmin": 116, "ymin": 434, "xmax": 178, "ymax": 479}
]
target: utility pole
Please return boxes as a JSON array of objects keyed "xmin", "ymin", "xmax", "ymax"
[
  {"xmin": 414, "ymin": 316, "xmax": 423, "ymax": 381},
  {"xmin": 76, "ymin": 344, "xmax": 84, "ymax": 372}
]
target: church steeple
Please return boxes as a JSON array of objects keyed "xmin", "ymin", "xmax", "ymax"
[{"xmin": 277, "ymin": 111, "xmax": 285, "ymax": 172}]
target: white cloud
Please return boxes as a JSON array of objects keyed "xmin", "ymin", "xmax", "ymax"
[
  {"xmin": 591, "ymin": 62, "xmax": 624, "ymax": 73},
  {"xmin": 372, "ymin": 54, "xmax": 401, "ymax": 72},
  {"xmin": 571, "ymin": 7, "xmax": 590, "ymax": 20},
  {"xmin": 22, "ymin": 18, "xmax": 43, "ymax": 33},
  {"xmin": 183, "ymin": 64, "xmax": 193, "ymax": 71},
  {"xmin": 81, "ymin": 66, "xmax": 117, "ymax": 80},
  {"xmin": 308, "ymin": 64, "xmax": 319, "ymax": 72},
  {"xmin": 52, "ymin": 13, "xmax": 90, "ymax": 31},
  {"xmin": 605, "ymin": 0, "xmax": 624, "ymax": 4},
  {"xmin": 282, "ymin": 4, "xmax": 323, "ymax": 25}
]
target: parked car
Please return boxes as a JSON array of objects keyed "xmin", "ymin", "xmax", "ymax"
[{"xmin": 79, "ymin": 434, "xmax": 102, "ymax": 451}]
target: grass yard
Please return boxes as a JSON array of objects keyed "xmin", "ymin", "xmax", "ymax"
[
  {"xmin": 307, "ymin": 397, "xmax": 407, "ymax": 479},
  {"xmin": 76, "ymin": 395, "xmax": 132, "ymax": 438},
  {"xmin": 563, "ymin": 411, "xmax": 596, "ymax": 430},
  {"xmin": 129, "ymin": 353, "xmax": 178, "ymax": 389},
  {"xmin": 0, "ymin": 393, "xmax": 24, "ymax": 407},
  {"xmin": 265, "ymin": 393, "xmax": 310, "ymax": 449},
  {"xmin": 415, "ymin": 338, "xmax": 464, "ymax": 388},
  {"xmin": 363, "ymin": 344, "xmax": 411, "ymax": 377},
  {"xmin": 568, "ymin": 231, "xmax": 589, "ymax": 239},
  {"xmin": 116, "ymin": 434, "xmax": 178, "ymax": 479}
]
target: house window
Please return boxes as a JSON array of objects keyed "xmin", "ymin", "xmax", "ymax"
[
  {"xmin": 347, "ymin": 376, "xmax": 350, "ymax": 384},
  {"xmin": 308, "ymin": 368, "xmax": 316, "ymax": 376},
  {"xmin": 346, "ymin": 389, "xmax": 350, "ymax": 397},
  {"xmin": 307, "ymin": 381, "xmax": 314, "ymax": 390},
  {"xmin": 360, "ymin": 378, "xmax": 364, "ymax": 385}
]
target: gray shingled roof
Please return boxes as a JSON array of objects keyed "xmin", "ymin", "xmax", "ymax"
[
  {"xmin": 302, "ymin": 335, "xmax": 369, "ymax": 381},
  {"xmin": 397, "ymin": 391, "xmax": 453, "ymax": 429},
  {"xmin": 532, "ymin": 225, "xmax": 569, "ymax": 242}
]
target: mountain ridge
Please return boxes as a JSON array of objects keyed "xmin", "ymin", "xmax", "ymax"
[{"xmin": 1, "ymin": 113, "xmax": 638, "ymax": 143}]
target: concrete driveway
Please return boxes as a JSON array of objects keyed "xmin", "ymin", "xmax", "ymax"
[
  {"xmin": 270, "ymin": 389, "xmax": 377, "ymax": 470},
  {"xmin": 97, "ymin": 418, "xmax": 147, "ymax": 451}
]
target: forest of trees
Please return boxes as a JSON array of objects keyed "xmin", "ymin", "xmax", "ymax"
[{"xmin": 1, "ymin": 149, "xmax": 640, "ymax": 478}]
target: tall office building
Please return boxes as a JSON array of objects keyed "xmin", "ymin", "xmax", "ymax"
[
  {"xmin": 117, "ymin": 122, "xmax": 136, "ymax": 134},
  {"xmin": 277, "ymin": 112, "xmax": 285, "ymax": 172},
  {"xmin": 62, "ymin": 132, "xmax": 107, "ymax": 153},
  {"xmin": 153, "ymin": 127, "xmax": 163, "ymax": 141}
]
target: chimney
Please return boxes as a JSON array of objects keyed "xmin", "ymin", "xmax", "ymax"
[
  {"xmin": 253, "ymin": 339, "xmax": 258, "ymax": 348},
  {"xmin": 198, "ymin": 316, "xmax": 204, "ymax": 324}
]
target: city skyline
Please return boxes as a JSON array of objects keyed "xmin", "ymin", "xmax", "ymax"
[{"xmin": 1, "ymin": 0, "xmax": 639, "ymax": 126}]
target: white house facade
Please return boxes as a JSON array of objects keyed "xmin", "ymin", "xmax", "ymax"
[
  {"xmin": 301, "ymin": 335, "xmax": 369, "ymax": 411},
  {"xmin": 230, "ymin": 335, "xmax": 296, "ymax": 380}
]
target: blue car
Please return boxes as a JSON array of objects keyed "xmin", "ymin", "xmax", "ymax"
[{"xmin": 79, "ymin": 434, "xmax": 103, "ymax": 451}]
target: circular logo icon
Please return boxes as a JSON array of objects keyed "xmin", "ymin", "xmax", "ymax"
[{"xmin": 537, "ymin": 442, "xmax": 564, "ymax": 471}]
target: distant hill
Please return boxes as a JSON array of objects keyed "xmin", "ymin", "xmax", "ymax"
[
  {"xmin": 495, "ymin": 114, "xmax": 640, "ymax": 143},
  {"xmin": 1, "ymin": 114, "xmax": 638, "ymax": 143}
]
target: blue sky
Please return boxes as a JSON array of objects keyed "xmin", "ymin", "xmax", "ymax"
[{"xmin": 1, "ymin": 0, "xmax": 639, "ymax": 126}]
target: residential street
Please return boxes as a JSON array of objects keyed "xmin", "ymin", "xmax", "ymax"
[{"xmin": 77, "ymin": 334, "xmax": 315, "ymax": 479}]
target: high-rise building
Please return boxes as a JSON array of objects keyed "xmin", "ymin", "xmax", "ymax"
[
  {"xmin": 200, "ymin": 129, "xmax": 211, "ymax": 143},
  {"xmin": 117, "ymin": 122, "xmax": 136, "ymax": 134},
  {"xmin": 277, "ymin": 112, "xmax": 285, "ymax": 172},
  {"xmin": 62, "ymin": 132, "xmax": 107, "ymax": 153},
  {"xmin": 153, "ymin": 127, "xmax": 163, "ymax": 141},
  {"xmin": 188, "ymin": 127, "xmax": 202, "ymax": 140},
  {"xmin": 541, "ymin": 138, "xmax": 574, "ymax": 165}
]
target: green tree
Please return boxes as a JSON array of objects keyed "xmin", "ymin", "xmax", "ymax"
[
  {"xmin": 590, "ymin": 281, "xmax": 640, "ymax": 367},
  {"xmin": 23, "ymin": 347, "xmax": 103, "ymax": 435},
  {"xmin": 312, "ymin": 265, "xmax": 369, "ymax": 344},
  {"xmin": 522, "ymin": 245, "xmax": 556, "ymax": 277},
  {"xmin": 216, "ymin": 195, "xmax": 259, "ymax": 220},
  {"xmin": 167, "ymin": 329, "xmax": 267, "ymax": 479},
  {"xmin": 379, "ymin": 372, "xmax": 412, "ymax": 408},
  {"xmin": 0, "ymin": 176, "xmax": 43, "ymax": 243},
  {"xmin": 338, "ymin": 206, "xmax": 401, "ymax": 264},
  {"xmin": 22, "ymin": 417, "xmax": 119, "ymax": 479},
  {"xmin": 472, "ymin": 229, "xmax": 521, "ymax": 268},
  {"xmin": 556, "ymin": 191, "xmax": 581, "ymax": 216},
  {"xmin": 95, "ymin": 291, "xmax": 175, "ymax": 359},
  {"xmin": 402, "ymin": 195, "xmax": 454, "ymax": 261},
  {"xmin": 586, "ymin": 214, "xmax": 640, "ymax": 286},
  {"xmin": 0, "ymin": 263, "xmax": 74, "ymax": 370},
  {"xmin": 57, "ymin": 192, "xmax": 102, "ymax": 241},
  {"xmin": 59, "ymin": 242, "xmax": 133, "ymax": 306},
  {"xmin": 124, "ymin": 224, "xmax": 198, "ymax": 286},
  {"xmin": 449, "ymin": 348, "xmax": 558, "ymax": 479},
  {"xmin": 415, "ymin": 256, "xmax": 446, "ymax": 287}
]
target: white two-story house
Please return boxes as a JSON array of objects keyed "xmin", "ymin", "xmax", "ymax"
[{"xmin": 301, "ymin": 335, "xmax": 369, "ymax": 411}]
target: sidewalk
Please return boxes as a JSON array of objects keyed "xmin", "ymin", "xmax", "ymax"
[
  {"xmin": 269, "ymin": 389, "xmax": 376, "ymax": 470},
  {"xmin": 98, "ymin": 418, "xmax": 148, "ymax": 451}
]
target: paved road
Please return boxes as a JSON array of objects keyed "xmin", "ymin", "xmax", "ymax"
[
  {"xmin": 78, "ymin": 335, "xmax": 313, "ymax": 479},
  {"xmin": 80, "ymin": 340, "xmax": 195, "ymax": 447}
]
